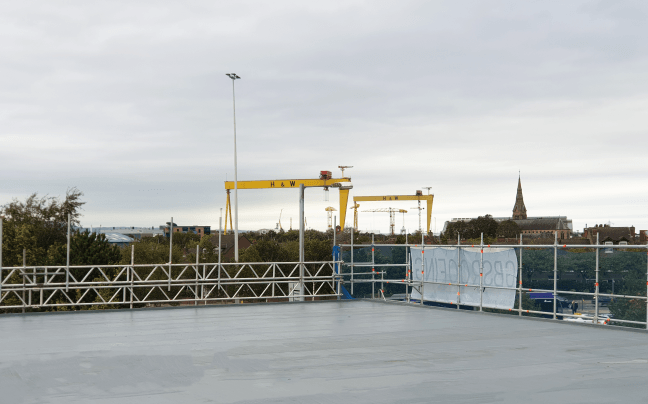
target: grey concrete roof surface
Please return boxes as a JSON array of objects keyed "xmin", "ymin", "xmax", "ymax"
[{"xmin": 1, "ymin": 300, "xmax": 647, "ymax": 403}]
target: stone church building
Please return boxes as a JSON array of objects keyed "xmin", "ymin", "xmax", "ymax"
[
  {"xmin": 443, "ymin": 176, "xmax": 573, "ymax": 240},
  {"xmin": 508, "ymin": 176, "xmax": 573, "ymax": 240}
]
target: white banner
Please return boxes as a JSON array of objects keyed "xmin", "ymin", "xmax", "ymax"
[{"xmin": 410, "ymin": 247, "xmax": 518, "ymax": 310}]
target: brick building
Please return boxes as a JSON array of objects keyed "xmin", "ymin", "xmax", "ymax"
[{"xmin": 583, "ymin": 224, "xmax": 636, "ymax": 244}]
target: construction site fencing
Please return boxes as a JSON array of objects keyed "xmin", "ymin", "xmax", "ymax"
[
  {"xmin": 339, "ymin": 233, "xmax": 648, "ymax": 330},
  {"xmin": 0, "ymin": 260, "xmax": 340, "ymax": 312}
]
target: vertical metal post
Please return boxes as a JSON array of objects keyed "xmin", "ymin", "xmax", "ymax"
[
  {"xmin": 22, "ymin": 249, "xmax": 26, "ymax": 313},
  {"xmin": 218, "ymin": 214, "xmax": 222, "ymax": 296},
  {"xmin": 201, "ymin": 246, "xmax": 206, "ymax": 305},
  {"xmin": 405, "ymin": 232, "xmax": 409, "ymax": 303},
  {"xmin": 230, "ymin": 75, "xmax": 240, "ymax": 263},
  {"xmin": 130, "ymin": 244, "xmax": 134, "ymax": 309},
  {"xmin": 350, "ymin": 226, "xmax": 354, "ymax": 295},
  {"xmin": 457, "ymin": 233, "xmax": 461, "ymax": 310},
  {"xmin": 169, "ymin": 217, "xmax": 173, "ymax": 292},
  {"xmin": 66, "ymin": 213, "xmax": 70, "ymax": 292},
  {"xmin": 299, "ymin": 184, "xmax": 305, "ymax": 302},
  {"xmin": 381, "ymin": 261, "xmax": 384, "ymax": 298},
  {"xmin": 195, "ymin": 245, "xmax": 200, "ymax": 305},
  {"xmin": 479, "ymin": 233, "xmax": 484, "ymax": 311},
  {"xmin": 379, "ymin": 234, "xmax": 384, "ymax": 296},
  {"xmin": 334, "ymin": 216, "xmax": 340, "ymax": 300},
  {"xmin": 518, "ymin": 234, "xmax": 523, "ymax": 316},
  {"xmin": 371, "ymin": 234, "xmax": 375, "ymax": 299},
  {"xmin": 420, "ymin": 244, "xmax": 424, "ymax": 306},
  {"xmin": 123, "ymin": 245, "xmax": 127, "ymax": 303},
  {"xmin": 645, "ymin": 244, "xmax": 648, "ymax": 330},
  {"xmin": 594, "ymin": 233, "xmax": 600, "ymax": 324},
  {"xmin": 553, "ymin": 232, "xmax": 557, "ymax": 320},
  {"xmin": 0, "ymin": 217, "xmax": 2, "ymax": 300},
  {"xmin": 333, "ymin": 216, "xmax": 337, "ymax": 247}
]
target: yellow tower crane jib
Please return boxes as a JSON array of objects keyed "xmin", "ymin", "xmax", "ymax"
[
  {"xmin": 353, "ymin": 194, "xmax": 434, "ymax": 233},
  {"xmin": 224, "ymin": 177, "xmax": 352, "ymax": 234}
]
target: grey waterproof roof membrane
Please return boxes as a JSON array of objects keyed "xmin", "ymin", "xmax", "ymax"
[{"xmin": 1, "ymin": 300, "xmax": 646, "ymax": 403}]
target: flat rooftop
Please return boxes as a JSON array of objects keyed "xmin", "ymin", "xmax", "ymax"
[{"xmin": 1, "ymin": 301, "xmax": 646, "ymax": 403}]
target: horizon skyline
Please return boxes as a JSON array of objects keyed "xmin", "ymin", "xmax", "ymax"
[{"xmin": 2, "ymin": 1, "xmax": 646, "ymax": 234}]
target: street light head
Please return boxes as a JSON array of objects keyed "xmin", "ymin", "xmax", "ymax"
[{"xmin": 226, "ymin": 73, "xmax": 241, "ymax": 80}]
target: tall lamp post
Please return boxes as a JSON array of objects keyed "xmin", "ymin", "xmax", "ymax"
[{"xmin": 226, "ymin": 73, "xmax": 241, "ymax": 262}]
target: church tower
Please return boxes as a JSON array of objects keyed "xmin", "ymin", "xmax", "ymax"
[{"xmin": 512, "ymin": 176, "xmax": 527, "ymax": 220}]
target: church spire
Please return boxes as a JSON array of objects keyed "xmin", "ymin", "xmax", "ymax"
[{"xmin": 512, "ymin": 175, "xmax": 527, "ymax": 220}]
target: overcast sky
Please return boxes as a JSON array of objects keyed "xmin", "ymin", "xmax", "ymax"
[{"xmin": 1, "ymin": 1, "xmax": 647, "ymax": 234}]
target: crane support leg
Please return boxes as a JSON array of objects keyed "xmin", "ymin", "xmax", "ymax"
[
  {"xmin": 426, "ymin": 199, "xmax": 433, "ymax": 234},
  {"xmin": 338, "ymin": 189, "xmax": 349, "ymax": 230},
  {"xmin": 224, "ymin": 190, "xmax": 233, "ymax": 235}
]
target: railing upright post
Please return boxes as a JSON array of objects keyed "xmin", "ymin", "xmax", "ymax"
[
  {"xmin": 123, "ymin": 247, "xmax": 127, "ymax": 304},
  {"xmin": 518, "ymin": 234, "xmax": 523, "ymax": 316},
  {"xmin": 479, "ymin": 233, "xmax": 484, "ymax": 311},
  {"xmin": 333, "ymin": 216, "xmax": 336, "ymax": 248},
  {"xmin": 202, "ymin": 254, "xmax": 206, "ymax": 305},
  {"xmin": 420, "ymin": 244, "xmax": 424, "ymax": 306},
  {"xmin": 0, "ymin": 217, "xmax": 3, "ymax": 301},
  {"xmin": 595, "ymin": 233, "xmax": 600, "ymax": 324},
  {"xmin": 196, "ymin": 244, "xmax": 200, "ymax": 305},
  {"xmin": 130, "ymin": 244, "xmax": 134, "ymax": 309},
  {"xmin": 405, "ymin": 232, "xmax": 409, "ymax": 303},
  {"xmin": 553, "ymin": 232, "xmax": 557, "ymax": 320},
  {"xmin": 218, "ymin": 215, "xmax": 222, "ymax": 297},
  {"xmin": 66, "ymin": 213, "xmax": 70, "ymax": 292},
  {"xmin": 351, "ymin": 227, "xmax": 354, "ymax": 295},
  {"xmin": 22, "ymin": 249, "xmax": 26, "ymax": 313},
  {"xmin": 334, "ymin": 216, "xmax": 340, "ymax": 300},
  {"xmin": 299, "ymin": 184, "xmax": 305, "ymax": 302},
  {"xmin": 371, "ymin": 234, "xmax": 375, "ymax": 299},
  {"xmin": 168, "ymin": 217, "xmax": 173, "ymax": 292},
  {"xmin": 457, "ymin": 233, "xmax": 461, "ymax": 310}
]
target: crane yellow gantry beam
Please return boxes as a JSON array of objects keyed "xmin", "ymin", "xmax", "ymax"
[
  {"xmin": 353, "ymin": 194, "xmax": 434, "ymax": 233},
  {"xmin": 224, "ymin": 177, "xmax": 352, "ymax": 234}
]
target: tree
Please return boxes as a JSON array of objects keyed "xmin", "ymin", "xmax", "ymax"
[
  {"xmin": 1, "ymin": 188, "xmax": 85, "ymax": 266},
  {"xmin": 47, "ymin": 231, "xmax": 121, "ymax": 266},
  {"xmin": 442, "ymin": 220, "xmax": 470, "ymax": 242},
  {"xmin": 119, "ymin": 236, "xmax": 183, "ymax": 265},
  {"xmin": 497, "ymin": 220, "xmax": 520, "ymax": 238},
  {"xmin": 469, "ymin": 215, "xmax": 498, "ymax": 239},
  {"xmin": 442, "ymin": 215, "xmax": 498, "ymax": 242}
]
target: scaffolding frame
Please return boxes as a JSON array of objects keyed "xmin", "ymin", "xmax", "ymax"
[
  {"xmin": 0, "ymin": 260, "xmax": 340, "ymax": 310},
  {"xmin": 340, "ymin": 233, "xmax": 648, "ymax": 329}
]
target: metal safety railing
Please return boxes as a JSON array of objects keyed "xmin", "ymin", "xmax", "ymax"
[
  {"xmin": 0, "ymin": 260, "xmax": 342, "ymax": 311},
  {"xmin": 340, "ymin": 232, "xmax": 648, "ymax": 330}
]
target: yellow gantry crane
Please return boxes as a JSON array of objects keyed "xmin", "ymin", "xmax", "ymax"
[
  {"xmin": 353, "ymin": 190, "xmax": 434, "ymax": 233},
  {"xmin": 224, "ymin": 170, "xmax": 352, "ymax": 234},
  {"xmin": 362, "ymin": 208, "xmax": 408, "ymax": 235}
]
